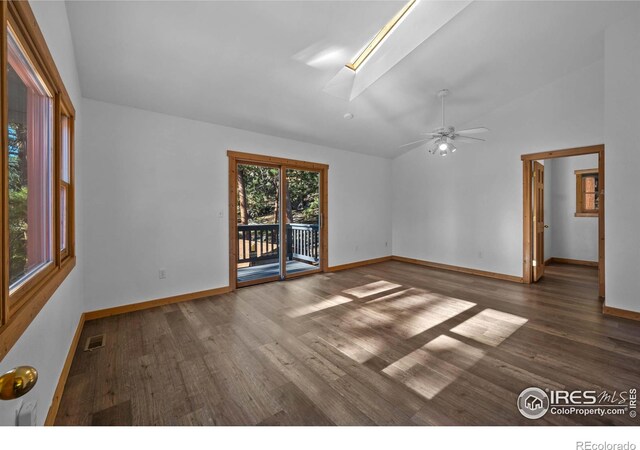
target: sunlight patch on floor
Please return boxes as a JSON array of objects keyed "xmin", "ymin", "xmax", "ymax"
[
  {"xmin": 285, "ymin": 295, "xmax": 352, "ymax": 318},
  {"xmin": 313, "ymin": 328, "xmax": 381, "ymax": 364},
  {"xmin": 382, "ymin": 335, "xmax": 486, "ymax": 400},
  {"xmin": 358, "ymin": 288, "xmax": 476, "ymax": 338},
  {"xmin": 364, "ymin": 288, "xmax": 414, "ymax": 304},
  {"xmin": 392, "ymin": 294, "xmax": 476, "ymax": 339},
  {"xmin": 450, "ymin": 308, "xmax": 528, "ymax": 347},
  {"xmin": 328, "ymin": 310, "xmax": 393, "ymax": 359},
  {"xmin": 343, "ymin": 280, "xmax": 402, "ymax": 299}
]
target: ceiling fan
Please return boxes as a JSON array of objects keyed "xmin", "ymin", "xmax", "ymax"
[{"xmin": 401, "ymin": 89, "xmax": 489, "ymax": 156}]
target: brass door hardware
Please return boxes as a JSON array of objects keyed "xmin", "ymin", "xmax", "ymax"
[{"xmin": 0, "ymin": 366, "xmax": 38, "ymax": 400}]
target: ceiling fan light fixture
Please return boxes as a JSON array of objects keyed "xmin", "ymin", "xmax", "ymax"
[
  {"xmin": 436, "ymin": 138, "xmax": 455, "ymax": 156},
  {"xmin": 399, "ymin": 89, "xmax": 489, "ymax": 155}
]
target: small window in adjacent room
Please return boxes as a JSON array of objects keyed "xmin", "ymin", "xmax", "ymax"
[{"xmin": 575, "ymin": 169, "xmax": 599, "ymax": 217}]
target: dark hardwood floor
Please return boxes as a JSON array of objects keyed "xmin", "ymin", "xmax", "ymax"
[{"xmin": 55, "ymin": 261, "xmax": 640, "ymax": 425}]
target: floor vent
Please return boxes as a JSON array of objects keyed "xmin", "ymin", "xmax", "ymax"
[{"xmin": 84, "ymin": 334, "xmax": 106, "ymax": 352}]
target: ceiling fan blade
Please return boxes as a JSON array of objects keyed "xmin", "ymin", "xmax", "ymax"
[
  {"xmin": 421, "ymin": 132, "xmax": 441, "ymax": 137},
  {"xmin": 454, "ymin": 135, "xmax": 485, "ymax": 143},
  {"xmin": 456, "ymin": 127, "xmax": 489, "ymax": 135},
  {"xmin": 398, "ymin": 138, "xmax": 432, "ymax": 149},
  {"xmin": 427, "ymin": 140, "xmax": 439, "ymax": 154}
]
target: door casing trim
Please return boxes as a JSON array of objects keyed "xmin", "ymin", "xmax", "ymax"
[
  {"xmin": 228, "ymin": 150, "xmax": 329, "ymax": 290},
  {"xmin": 521, "ymin": 144, "xmax": 604, "ymax": 297}
]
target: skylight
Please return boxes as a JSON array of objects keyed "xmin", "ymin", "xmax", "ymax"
[{"xmin": 346, "ymin": 0, "xmax": 417, "ymax": 72}]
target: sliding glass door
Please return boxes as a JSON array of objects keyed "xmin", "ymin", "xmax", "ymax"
[
  {"xmin": 236, "ymin": 163, "xmax": 282, "ymax": 285},
  {"xmin": 284, "ymin": 168, "xmax": 321, "ymax": 277},
  {"xmin": 232, "ymin": 154, "xmax": 326, "ymax": 288}
]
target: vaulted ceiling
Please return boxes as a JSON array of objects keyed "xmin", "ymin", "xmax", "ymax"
[{"xmin": 66, "ymin": 1, "xmax": 635, "ymax": 158}]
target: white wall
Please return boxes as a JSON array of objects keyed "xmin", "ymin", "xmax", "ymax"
[
  {"xmin": 604, "ymin": 6, "xmax": 640, "ymax": 312},
  {"xmin": 81, "ymin": 99, "xmax": 392, "ymax": 313},
  {"xmin": 0, "ymin": 1, "xmax": 85, "ymax": 425},
  {"xmin": 544, "ymin": 155, "xmax": 599, "ymax": 263},
  {"xmin": 543, "ymin": 160, "xmax": 552, "ymax": 259},
  {"xmin": 392, "ymin": 60, "xmax": 604, "ymax": 278}
]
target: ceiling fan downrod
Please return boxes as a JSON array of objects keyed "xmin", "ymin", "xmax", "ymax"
[{"xmin": 438, "ymin": 89, "xmax": 449, "ymax": 131}]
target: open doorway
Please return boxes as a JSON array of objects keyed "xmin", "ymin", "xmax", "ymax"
[
  {"xmin": 522, "ymin": 145, "xmax": 604, "ymax": 298},
  {"xmin": 228, "ymin": 151, "xmax": 328, "ymax": 289}
]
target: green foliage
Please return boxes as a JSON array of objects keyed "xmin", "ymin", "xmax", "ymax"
[
  {"xmin": 237, "ymin": 165, "xmax": 319, "ymax": 224},
  {"xmin": 302, "ymin": 196, "xmax": 319, "ymax": 222},
  {"xmin": 287, "ymin": 169, "xmax": 319, "ymax": 223},
  {"xmin": 238, "ymin": 165, "xmax": 280, "ymax": 223},
  {"xmin": 9, "ymin": 186, "xmax": 28, "ymax": 285},
  {"xmin": 8, "ymin": 122, "xmax": 29, "ymax": 284}
]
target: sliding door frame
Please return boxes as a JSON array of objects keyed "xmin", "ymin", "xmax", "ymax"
[{"xmin": 228, "ymin": 150, "xmax": 328, "ymax": 290}]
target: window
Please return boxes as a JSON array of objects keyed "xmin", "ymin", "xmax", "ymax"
[
  {"xmin": 1, "ymin": 0, "xmax": 76, "ymax": 360},
  {"xmin": 60, "ymin": 112, "xmax": 72, "ymax": 258},
  {"xmin": 575, "ymin": 169, "xmax": 599, "ymax": 217},
  {"xmin": 345, "ymin": 0, "xmax": 417, "ymax": 71},
  {"xmin": 7, "ymin": 25, "xmax": 54, "ymax": 292}
]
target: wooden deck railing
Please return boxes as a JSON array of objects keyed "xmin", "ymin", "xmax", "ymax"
[
  {"xmin": 286, "ymin": 223, "xmax": 319, "ymax": 263},
  {"xmin": 237, "ymin": 223, "xmax": 319, "ymax": 265}
]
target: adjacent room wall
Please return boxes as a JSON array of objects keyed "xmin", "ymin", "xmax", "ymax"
[
  {"xmin": 81, "ymin": 98, "xmax": 392, "ymax": 313},
  {"xmin": 543, "ymin": 160, "xmax": 552, "ymax": 260},
  {"xmin": 544, "ymin": 155, "xmax": 599, "ymax": 263},
  {"xmin": 0, "ymin": 1, "xmax": 85, "ymax": 425},
  {"xmin": 604, "ymin": 7, "xmax": 640, "ymax": 313},
  {"xmin": 392, "ymin": 60, "xmax": 604, "ymax": 278}
]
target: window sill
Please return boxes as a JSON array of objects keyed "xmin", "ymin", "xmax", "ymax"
[
  {"xmin": 575, "ymin": 212, "xmax": 599, "ymax": 217},
  {"xmin": 0, "ymin": 256, "xmax": 76, "ymax": 361}
]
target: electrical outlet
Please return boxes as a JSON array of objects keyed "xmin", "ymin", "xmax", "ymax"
[{"xmin": 159, "ymin": 269, "xmax": 167, "ymax": 279}]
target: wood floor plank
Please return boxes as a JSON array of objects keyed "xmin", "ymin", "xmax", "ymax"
[
  {"xmin": 255, "ymin": 341, "xmax": 375, "ymax": 425},
  {"xmin": 202, "ymin": 342, "xmax": 282, "ymax": 425},
  {"xmin": 91, "ymin": 400, "xmax": 133, "ymax": 426},
  {"xmin": 55, "ymin": 262, "xmax": 640, "ymax": 426},
  {"xmin": 263, "ymin": 382, "xmax": 335, "ymax": 426}
]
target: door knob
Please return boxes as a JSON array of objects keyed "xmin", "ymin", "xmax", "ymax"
[{"xmin": 0, "ymin": 366, "xmax": 38, "ymax": 400}]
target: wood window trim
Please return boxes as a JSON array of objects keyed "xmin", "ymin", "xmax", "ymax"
[
  {"xmin": 227, "ymin": 150, "xmax": 328, "ymax": 291},
  {"xmin": 59, "ymin": 181, "xmax": 70, "ymax": 259},
  {"xmin": 575, "ymin": 168, "xmax": 599, "ymax": 217},
  {"xmin": 0, "ymin": 0, "xmax": 76, "ymax": 362},
  {"xmin": 521, "ymin": 145, "xmax": 605, "ymax": 298},
  {"xmin": 59, "ymin": 98, "xmax": 75, "ymax": 263}
]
